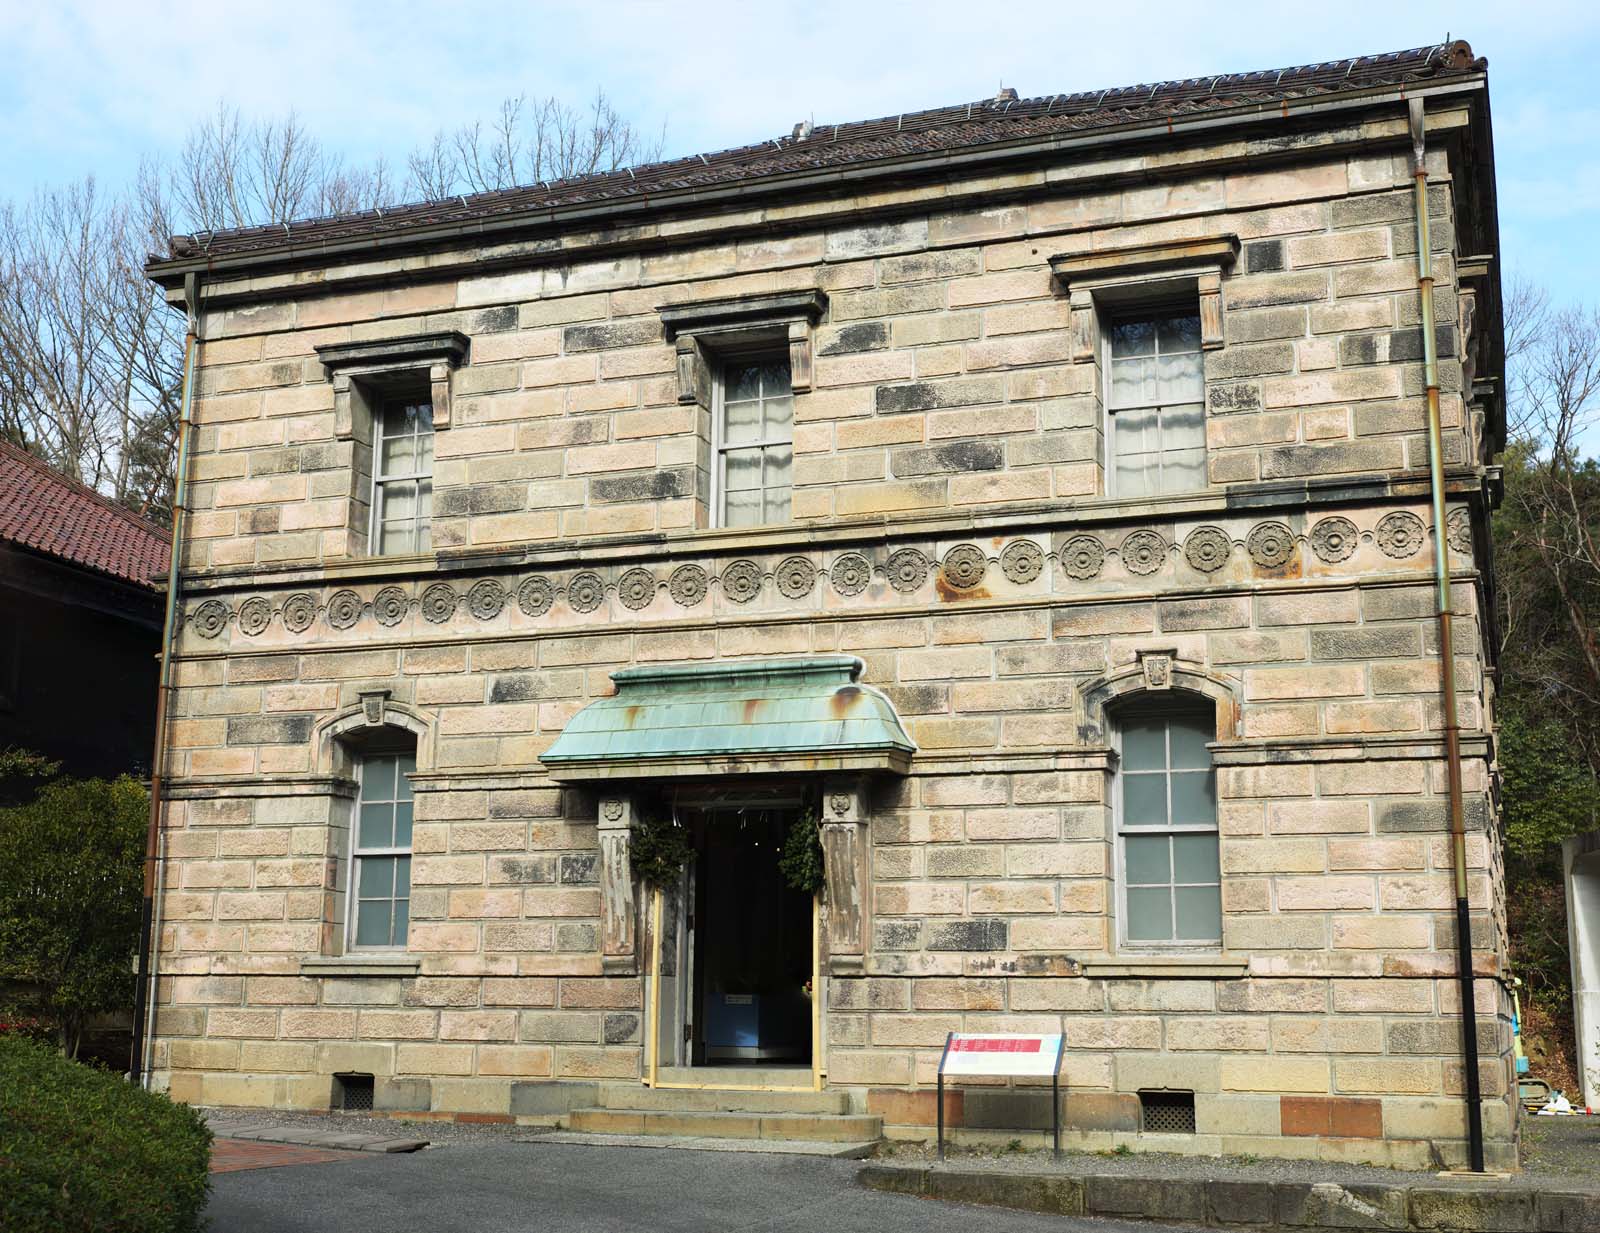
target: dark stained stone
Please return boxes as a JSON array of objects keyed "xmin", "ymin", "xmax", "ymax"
[
  {"xmin": 874, "ymin": 377, "xmax": 1004, "ymax": 414},
  {"xmin": 927, "ymin": 919, "xmax": 1008, "ymax": 951},
  {"xmin": 818, "ymin": 321, "xmax": 890, "ymax": 355},
  {"xmin": 1245, "ymin": 239, "xmax": 1284, "ymax": 273},
  {"xmin": 589, "ymin": 467, "xmax": 695, "ymax": 504},
  {"xmin": 891, "ymin": 440, "xmax": 1004, "ymax": 477},
  {"xmin": 226, "ymin": 715, "xmax": 312, "ymax": 745}
]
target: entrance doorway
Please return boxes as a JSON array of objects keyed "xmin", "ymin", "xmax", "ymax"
[{"xmin": 650, "ymin": 787, "xmax": 815, "ymax": 1075}]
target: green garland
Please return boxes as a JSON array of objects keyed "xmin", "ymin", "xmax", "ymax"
[
  {"xmin": 628, "ymin": 796, "xmax": 691, "ymax": 888},
  {"xmin": 778, "ymin": 808, "xmax": 826, "ymax": 895}
]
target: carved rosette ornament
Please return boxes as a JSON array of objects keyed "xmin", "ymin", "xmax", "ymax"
[
  {"xmin": 236, "ymin": 596, "xmax": 272, "ymax": 636},
  {"xmin": 940, "ymin": 544, "xmax": 988, "ymax": 590},
  {"xmin": 420, "ymin": 583, "xmax": 459, "ymax": 623},
  {"xmin": 517, "ymin": 577, "xmax": 553, "ymax": 618},
  {"xmin": 602, "ymin": 800, "xmax": 625, "ymax": 823},
  {"xmin": 829, "ymin": 792, "xmax": 852, "ymax": 817},
  {"xmin": 1375, "ymin": 512, "xmax": 1427, "ymax": 559},
  {"xmin": 617, "ymin": 569, "xmax": 656, "ymax": 611},
  {"xmin": 830, "ymin": 554, "xmax": 872, "ymax": 597},
  {"xmin": 667, "ymin": 564, "xmax": 708, "ymax": 607},
  {"xmin": 373, "ymin": 586, "xmax": 410, "ymax": 626},
  {"xmin": 721, "ymin": 560, "xmax": 763, "ymax": 604},
  {"xmin": 1447, "ymin": 508, "xmax": 1473, "ymax": 555},
  {"xmin": 1058, "ymin": 534, "xmax": 1106, "ymax": 581},
  {"xmin": 191, "ymin": 599, "xmax": 229, "ymax": 639},
  {"xmin": 1183, "ymin": 526, "xmax": 1233, "ymax": 574},
  {"xmin": 776, "ymin": 556, "xmax": 817, "ymax": 599},
  {"xmin": 281, "ymin": 593, "xmax": 318, "ymax": 633},
  {"xmin": 884, "ymin": 548, "xmax": 929, "ymax": 593},
  {"xmin": 1309, "ymin": 517, "xmax": 1359, "ymax": 564},
  {"xmin": 467, "ymin": 579, "xmax": 506, "ymax": 620},
  {"xmin": 1000, "ymin": 540, "xmax": 1044, "ymax": 584},
  {"xmin": 327, "ymin": 589, "xmax": 364, "ymax": 630},
  {"xmin": 567, "ymin": 572, "xmax": 606, "ymax": 614},
  {"xmin": 1119, "ymin": 530, "xmax": 1166, "ymax": 576},
  {"xmin": 1245, "ymin": 522, "xmax": 1296, "ymax": 570}
]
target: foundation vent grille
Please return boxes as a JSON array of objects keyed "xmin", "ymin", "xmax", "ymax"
[
  {"xmin": 1138, "ymin": 1089, "xmax": 1196, "ymax": 1134},
  {"xmin": 335, "ymin": 1073, "xmax": 374, "ymax": 1112}
]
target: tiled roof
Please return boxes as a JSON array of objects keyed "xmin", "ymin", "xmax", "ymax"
[
  {"xmin": 0, "ymin": 440, "xmax": 171, "ymax": 588},
  {"xmin": 157, "ymin": 41, "xmax": 1484, "ymax": 266}
]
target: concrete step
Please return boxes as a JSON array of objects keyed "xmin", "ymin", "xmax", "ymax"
[
  {"xmin": 655, "ymin": 1065, "xmax": 813, "ymax": 1089},
  {"xmin": 526, "ymin": 1130, "xmax": 878, "ymax": 1159},
  {"xmin": 568, "ymin": 1107, "xmax": 883, "ymax": 1144},
  {"xmin": 595, "ymin": 1084, "xmax": 849, "ymax": 1115}
]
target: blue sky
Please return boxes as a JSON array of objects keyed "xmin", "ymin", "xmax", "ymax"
[{"xmin": 0, "ymin": 0, "xmax": 1593, "ymax": 307}]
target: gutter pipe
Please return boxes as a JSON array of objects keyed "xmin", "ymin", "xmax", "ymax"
[
  {"xmin": 1409, "ymin": 97, "xmax": 1485, "ymax": 1173},
  {"xmin": 130, "ymin": 272, "xmax": 201, "ymax": 1087}
]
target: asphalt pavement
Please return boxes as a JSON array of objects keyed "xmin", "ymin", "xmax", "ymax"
[{"xmin": 205, "ymin": 1139, "xmax": 1201, "ymax": 1233}]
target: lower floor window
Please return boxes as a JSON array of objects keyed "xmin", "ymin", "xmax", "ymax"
[
  {"xmin": 1117, "ymin": 706, "xmax": 1221, "ymax": 945},
  {"xmin": 351, "ymin": 750, "xmax": 414, "ymax": 948}
]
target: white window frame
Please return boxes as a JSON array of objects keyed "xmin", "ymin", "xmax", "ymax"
[
  {"xmin": 1111, "ymin": 705, "xmax": 1222, "ymax": 952},
  {"xmin": 345, "ymin": 750, "xmax": 414, "ymax": 952},
  {"xmin": 368, "ymin": 398, "xmax": 434, "ymax": 556},
  {"xmin": 1102, "ymin": 307, "xmax": 1207, "ymax": 500},
  {"xmin": 710, "ymin": 352, "xmax": 794, "ymax": 529}
]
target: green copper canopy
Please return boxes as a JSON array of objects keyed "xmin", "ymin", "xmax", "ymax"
[{"xmin": 541, "ymin": 656, "xmax": 915, "ymax": 780}]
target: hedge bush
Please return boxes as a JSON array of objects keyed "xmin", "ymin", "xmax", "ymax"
[{"xmin": 0, "ymin": 1036, "xmax": 211, "ymax": 1233}]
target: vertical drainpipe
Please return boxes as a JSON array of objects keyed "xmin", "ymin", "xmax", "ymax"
[
  {"xmin": 1409, "ymin": 97, "xmax": 1485, "ymax": 1173},
  {"xmin": 130, "ymin": 272, "xmax": 201, "ymax": 1087}
]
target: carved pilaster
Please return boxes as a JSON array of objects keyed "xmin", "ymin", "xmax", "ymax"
[
  {"xmin": 787, "ymin": 320, "xmax": 814, "ymax": 393},
  {"xmin": 1198, "ymin": 271, "xmax": 1224, "ymax": 350},
  {"xmin": 820, "ymin": 778, "xmax": 868, "ymax": 976},
  {"xmin": 596, "ymin": 795, "xmax": 638, "ymax": 975},
  {"xmin": 429, "ymin": 362, "xmax": 453, "ymax": 430}
]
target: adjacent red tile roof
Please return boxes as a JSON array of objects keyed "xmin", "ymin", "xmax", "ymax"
[
  {"xmin": 155, "ymin": 41, "xmax": 1485, "ymax": 267},
  {"xmin": 0, "ymin": 440, "xmax": 171, "ymax": 588}
]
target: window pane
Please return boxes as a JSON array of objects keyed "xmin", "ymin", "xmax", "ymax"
[
  {"xmin": 726, "ymin": 363, "xmax": 764, "ymax": 404},
  {"xmin": 1163, "ymin": 448, "xmax": 1207, "ymax": 494},
  {"xmin": 1126, "ymin": 887, "xmax": 1173, "ymax": 941},
  {"xmin": 764, "ymin": 485, "xmax": 791, "ymax": 524},
  {"xmin": 367, "ymin": 756, "xmax": 397, "ymax": 798},
  {"xmin": 1161, "ymin": 404, "xmax": 1205, "ymax": 450},
  {"xmin": 1124, "ymin": 834, "xmax": 1171, "ymax": 885},
  {"xmin": 380, "ymin": 433, "xmax": 415, "ymax": 474},
  {"xmin": 723, "ymin": 392, "xmax": 761, "ymax": 445},
  {"xmin": 763, "ymin": 394, "xmax": 794, "ymax": 436},
  {"xmin": 1111, "ymin": 319, "xmax": 1157, "ymax": 358},
  {"xmin": 1156, "ymin": 350, "xmax": 1203, "ymax": 400},
  {"xmin": 723, "ymin": 488, "xmax": 761, "ymax": 527},
  {"xmin": 417, "ymin": 480, "xmax": 432, "ymax": 519},
  {"xmin": 1172, "ymin": 833, "xmax": 1221, "ymax": 883},
  {"xmin": 395, "ymin": 755, "xmax": 416, "ymax": 799},
  {"xmin": 417, "ymin": 429, "xmax": 434, "ymax": 470},
  {"xmin": 359, "ymin": 803, "xmax": 393, "ymax": 848},
  {"xmin": 355, "ymin": 899, "xmax": 392, "ymax": 947},
  {"xmin": 416, "ymin": 521, "xmax": 431, "ymax": 551},
  {"xmin": 1157, "ymin": 314, "xmax": 1201, "ymax": 353},
  {"xmin": 1175, "ymin": 885, "xmax": 1222, "ymax": 940},
  {"xmin": 1168, "ymin": 720, "xmax": 1212, "ymax": 770},
  {"xmin": 391, "ymin": 899, "xmax": 409, "ymax": 946},
  {"xmin": 763, "ymin": 445, "xmax": 792, "ymax": 489},
  {"xmin": 1115, "ymin": 455, "xmax": 1155, "ymax": 499},
  {"xmin": 382, "ymin": 481, "xmax": 417, "ymax": 521},
  {"xmin": 393, "ymin": 801, "xmax": 414, "ymax": 848},
  {"xmin": 358, "ymin": 855, "xmax": 394, "ymax": 898},
  {"xmin": 1110, "ymin": 357, "xmax": 1155, "ymax": 407},
  {"xmin": 760, "ymin": 361, "xmax": 793, "ymax": 397},
  {"xmin": 724, "ymin": 448, "xmax": 761, "ymax": 491},
  {"xmin": 395, "ymin": 855, "xmax": 411, "ymax": 898},
  {"xmin": 1122, "ymin": 772, "xmax": 1169, "ymax": 827},
  {"xmin": 1121, "ymin": 720, "xmax": 1166, "ymax": 770},
  {"xmin": 1170, "ymin": 770, "xmax": 1216, "ymax": 826}
]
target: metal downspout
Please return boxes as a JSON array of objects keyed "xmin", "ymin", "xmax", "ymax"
[
  {"xmin": 1409, "ymin": 97, "xmax": 1485, "ymax": 1172},
  {"xmin": 130, "ymin": 272, "xmax": 201, "ymax": 1087}
]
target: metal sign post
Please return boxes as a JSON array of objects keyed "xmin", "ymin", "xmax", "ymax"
[{"xmin": 936, "ymin": 1032, "xmax": 1066, "ymax": 1161}]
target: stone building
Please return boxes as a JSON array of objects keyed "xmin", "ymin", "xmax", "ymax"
[{"xmin": 140, "ymin": 42, "xmax": 1512, "ymax": 1167}]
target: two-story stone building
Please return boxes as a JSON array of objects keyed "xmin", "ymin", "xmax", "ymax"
[{"xmin": 139, "ymin": 42, "xmax": 1512, "ymax": 1168}]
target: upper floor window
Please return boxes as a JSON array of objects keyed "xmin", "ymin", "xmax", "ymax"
[
  {"xmin": 371, "ymin": 400, "xmax": 433, "ymax": 554},
  {"xmin": 716, "ymin": 356, "xmax": 792, "ymax": 527},
  {"xmin": 1107, "ymin": 311, "xmax": 1204, "ymax": 498},
  {"xmin": 350, "ymin": 748, "xmax": 414, "ymax": 949},
  {"xmin": 1116, "ymin": 705, "xmax": 1220, "ymax": 947}
]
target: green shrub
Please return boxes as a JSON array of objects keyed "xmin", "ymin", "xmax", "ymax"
[{"xmin": 0, "ymin": 1036, "xmax": 211, "ymax": 1232}]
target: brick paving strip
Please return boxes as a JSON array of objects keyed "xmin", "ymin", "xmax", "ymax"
[
  {"xmin": 205, "ymin": 1113, "xmax": 428, "ymax": 1157},
  {"xmin": 859, "ymin": 1162, "xmax": 1600, "ymax": 1231},
  {"xmin": 210, "ymin": 1140, "xmax": 361, "ymax": 1174}
]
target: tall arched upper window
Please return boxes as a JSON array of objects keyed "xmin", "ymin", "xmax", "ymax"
[{"xmin": 1116, "ymin": 704, "xmax": 1221, "ymax": 947}]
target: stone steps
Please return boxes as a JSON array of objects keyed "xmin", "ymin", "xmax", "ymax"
[
  {"xmin": 593, "ymin": 1083, "xmax": 849, "ymax": 1115},
  {"xmin": 655, "ymin": 1065, "xmax": 814, "ymax": 1089},
  {"xmin": 568, "ymin": 1106, "xmax": 882, "ymax": 1144}
]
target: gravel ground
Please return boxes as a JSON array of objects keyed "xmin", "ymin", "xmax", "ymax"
[
  {"xmin": 876, "ymin": 1115, "xmax": 1600, "ymax": 1191},
  {"xmin": 203, "ymin": 1106, "xmax": 533, "ymax": 1148}
]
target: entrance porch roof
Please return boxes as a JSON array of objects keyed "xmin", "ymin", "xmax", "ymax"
[{"xmin": 540, "ymin": 656, "xmax": 915, "ymax": 781}]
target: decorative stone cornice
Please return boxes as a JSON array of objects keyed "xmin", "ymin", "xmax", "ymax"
[{"xmin": 315, "ymin": 331, "xmax": 469, "ymax": 430}]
